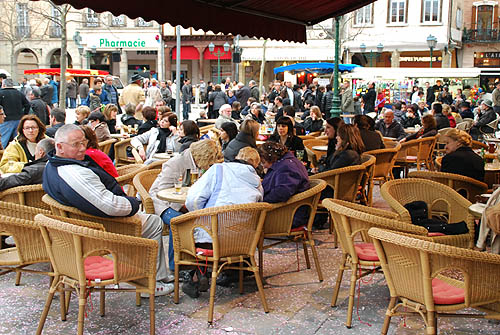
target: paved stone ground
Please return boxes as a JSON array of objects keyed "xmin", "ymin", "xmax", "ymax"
[{"xmin": 1, "ymin": 162, "xmax": 499, "ymax": 334}]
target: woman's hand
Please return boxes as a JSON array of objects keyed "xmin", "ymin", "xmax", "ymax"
[{"xmin": 311, "ymin": 167, "xmax": 319, "ymax": 174}]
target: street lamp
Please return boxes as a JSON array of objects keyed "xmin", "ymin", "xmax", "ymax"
[
  {"xmin": 208, "ymin": 41, "xmax": 230, "ymax": 84},
  {"xmin": 330, "ymin": 16, "xmax": 342, "ymax": 118},
  {"xmin": 426, "ymin": 34, "xmax": 437, "ymax": 68},
  {"xmin": 359, "ymin": 43, "xmax": 384, "ymax": 67}
]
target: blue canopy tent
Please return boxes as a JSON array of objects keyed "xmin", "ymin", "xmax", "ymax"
[{"xmin": 273, "ymin": 62, "xmax": 360, "ymax": 74}]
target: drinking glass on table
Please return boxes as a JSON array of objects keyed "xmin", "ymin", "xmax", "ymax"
[
  {"xmin": 174, "ymin": 175, "xmax": 183, "ymax": 194},
  {"xmin": 296, "ymin": 149, "xmax": 305, "ymax": 161},
  {"xmin": 190, "ymin": 169, "xmax": 199, "ymax": 185}
]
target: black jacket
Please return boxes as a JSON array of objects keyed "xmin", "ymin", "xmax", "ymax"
[
  {"xmin": 319, "ymin": 149, "xmax": 360, "ymax": 173},
  {"xmin": 235, "ymin": 86, "xmax": 251, "ymax": 106},
  {"xmin": 362, "ymin": 88, "xmax": 376, "ymax": 113},
  {"xmin": 223, "ymin": 132, "xmax": 256, "ymax": 162},
  {"xmin": 359, "ymin": 129, "xmax": 385, "ymax": 152},
  {"xmin": 121, "ymin": 114, "xmax": 143, "ymax": 128},
  {"xmin": 46, "ymin": 122, "xmax": 64, "ymax": 138},
  {"xmin": 267, "ymin": 134, "xmax": 309, "ymax": 165},
  {"xmin": 434, "ymin": 113, "xmax": 450, "ymax": 130},
  {"xmin": 375, "ymin": 120, "xmax": 406, "ymax": 140},
  {"xmin": 0, "ymin": 88, "xmax": 30, "ymax": 121},
  {"xmin": 30, "ymin": 98, "xmax": 49, "ymax": 125},
  {"xmin": 178, "ymin": 135, "xmax": 198, "ymax": 153},
  {"xmin": 0, "ymin": 156, "xmax": 47, "ymax": 192},
  {"xmin": 404, "ymin": 127, "xmax": 437, "ymax": 141},
  {"xmin": 321, "ymin": 91, "xmax": 335, "ymax": 116},
  {"xmin": 137, "ymin": 120, "xmax": 157, "ymax": 135},
  {"xmin": 250, "ymin": 86, "xmax": 260, "ymax": 100},
  {"xmin": 40, "ymin": 85, "xmax": 54, "ymax": 105},
  {"xmin": 401, "ymin": 114, "xmax": 421, "ymax": 128},
  {"xmin": 441, "ymin": 146, "xmax": 485, "ymax": 182},
  {"xmin": 303, "ymin": 117, "xmax": 323, "ymax": 133}
]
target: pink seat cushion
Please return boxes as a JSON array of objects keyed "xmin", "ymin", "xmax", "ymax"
[
  {"xmin": 354, "ymin": 243, "xmax": 379, "ymax": 261},
  {"xmin": 428, "ymin": 232, "xmax": 446, "ymax": 237},
  {"xmin": 196, "ymin": 248, "xmax": 213, "ymax": 257},
  {"xmin": 290, "ymin": 225, "xmax": 306, "ymax": 232},
  {"xmin": 432, "ymin": 278, "xmax": 465, "ymax": 305},
  {"xmin": 84, "ymin": 256, "xmax": 115, "ymax": 280},
  {"xmin": 406, "ymin": 155, "xmax": 418, "ymax": 161}
]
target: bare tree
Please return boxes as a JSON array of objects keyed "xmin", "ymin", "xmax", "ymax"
[{"xmin": 259, "ymin": 39, "xmax": 267, "ymax": 97}]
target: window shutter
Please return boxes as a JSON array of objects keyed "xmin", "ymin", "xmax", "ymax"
[
  {"xmin": 405, "ymin": 0, "xmax": 409, "ymax": 23},
  {"xmin": 421, "ymin": 0, "xmax": 424, "ymax": 23},
  {"xmin": 494, "ymin": 5, "xmax": 498, "ymax": 29},
  {"xmin": 472, "ymin": 6, "xmax": 477, "ymax": 29},
  {"xmin": 387, "ymin": 0, "xmax": 391, "ymax": 23}
]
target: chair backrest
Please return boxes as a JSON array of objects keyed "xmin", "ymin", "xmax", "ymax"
[
  {"xmin": 408, "ymin": 170, "xmax": 488, "ymax": 203},
  {"xmin": 471, "ymin": 140, "xmax": 488, "ymax": 150},
  {"xmin": 0, "ymin": 200, "xmax": 50, "ymax": 221},
  {"xmin": 42, "ymin": 194, "xmax": 142, "ymax": 236},
  {"xmin": 311, "ymin": 164, "xmax": 366, "ymax": 202},
  {"xmin": 133, "ymin": 169, "xmax": 161, "ymax": 214},
  {"xmin": 36, "ymin": 214, "xmax": 157, "ymax": 285},
  {"xmin": 98, "ymin": 138, "xmax": 117, "ymax": 156},
  {"xmin": 116, "ymin": 164, "xmax": 148, "ymax": 197},
  {"xmin": 170, "ymin": 203, "xmax": 272, "ymax": 260},
  {"xmin": 146, "ymin": 159, "xmax": 168, "ymax": 170},
  {"xmin": 263, "ymin": 179, "xmax": 327, "ymax": 235},
  {"xmin": 435, "ymin": 155, "xmax": 442, "ymax": 171},
  {"xmin": 114, "ymin": 138, "xmax": 137, "ymax": 166},
  {"xmin": 487, "ymin": 116, "xmax": 500, "ymax": 131},
  {"xmin": 397, "ymin": 136, "xmax": 437, "ymax": 168},
  {"xmin": 303, "ymin": 139, "xmax": 328, "ymax": 161},
  {"xmin": 365, "ymin": 143, "xmax": 401, "ymax": 179},
  {"xmin": 456, "ymin": 121, "xmax": 472, "ymax": 131},
  {"xmin": 359, "ymin": 154, "xmax": 376, "ymax": 204},
  {"xmin": 199, "ymin": 124, "xmax": 215, "ymax": 136},
  {"xmin": 0, "ymin": 184, "xmax": 49, "ymax": 210},
  {"xmin": 298, "ymin": 135, "xmax": 316, "ymax": 140}
]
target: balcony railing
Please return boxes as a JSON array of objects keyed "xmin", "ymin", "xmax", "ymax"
[
  {"xmin": 463, "ymin": 28, "xmax": 500, "ymax": 42},
  {"xmin": 16, "ymin": 25, "xmax": 30, "ymax": 38},
  {"xmin": 49, "ymin": 25, "xmax": 61, "ymax": 38}
]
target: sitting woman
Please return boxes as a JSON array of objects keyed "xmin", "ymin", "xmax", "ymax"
[
  {"xmin": 131, "ymin": 111, "xmax": 179, "ymax": 164},
  {"xmin": 137, "ymin": 106, "xmax": 158, "ymax": 135},
  {"xmin": 178, "ymin": 120, "xmax": 200, "ymax": 153},
  {"xmin": 74, "ymin": 105, "xmax": 90, "ymax": 126},
  {"xmin": 320, "ymin": 117, "xmax": 344, "ymax": 163},
  {"xmin": 121, "ymin": 103, "xmax": 143, "ymax": 129},
  {"xmin": 87, "ymin": 111, "xmax": 111, "ymax": 142},
  {"xmin": 402, "ymin": 114, "xmax": 438, "ymax": 142},
  {"xmin": 0, "ymin": 115, "xmax": 46, "ymax": 173},
  {"xmin": 102, "ymin": 104, "xmax": 119, "ymax": 134},
  {"xmin": 219, "ymin": 122, "xmax": 238, "ymax": 153},
  {"xmin": 258, "ymin": 142, "xmax": 310, "ymax": 228},
  {"xmin": 353, "ymin": 114, "xmax": 384, "ymax": 152},
  {"xmin": 442, "ymin": 104, "xmax": 456, "ymax": 128},
  {"xmin": 401, "ymin": 104, "xmax": 422, "ymax": 129},
  {"xmin": 303, "ymin": 106, "xmax": 324, "ymax": 133},
  {"xmin": 223, "ymin": 119, "xmax": 259, "ymax": 162},
  {"xmin": 267, "ymin": 116, "xmax": 308, "ymax": 165},
  {"xmin": 244, "ymin": 103, "xmax": 266, "ymax": 124},
  {"xmin": 81, "ymin": 125, "xmax": 118, "ymax": 178},
  {"xmin": 440, "ymin": 128, "xmax": 484, "ymax": 182},
  {"xmin": 317, "ymin": 124, "xmax": 364, "ymax": 173}
]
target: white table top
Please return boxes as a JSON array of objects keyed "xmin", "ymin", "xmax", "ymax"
[
  {"xmin": 156, "ymin": 187, "xmax": 190, "ymax": 203},
  {"xmin": 312, "ymin": 145, "xmax": 328, "ymax": 152},
  {"xmin": 152, "ymin": 153, "xmax": 173, "ymax": 160},
  {"xmin": 469, "ymin": 203, "xmax": 487, "ymax": 218},
  {"xmin": 485, "ymin": 138, "xmax": 500, "ymax": 143}
]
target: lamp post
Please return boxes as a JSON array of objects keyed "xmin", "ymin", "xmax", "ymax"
[
  {"xmin": 77, "ymin": 45, "xmax": 96, "ymax": 68},
  {"xmin": 426, "ymin": 34, "xmax": 437, "ymax": 68},
  {"xmin": 359, "ymin": 43, "xmax": 384, "ymax": 67},
  {"xmin": 208, "ymin": 42, "xmax": 230, "ymax": 84},
  {"xmin": 330, "ymin": 16, "xmax": 342, "ymax": 118}
]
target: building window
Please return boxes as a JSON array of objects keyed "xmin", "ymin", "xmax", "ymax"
[
  {"xmin": 136, "ymin": 17, "xmax": 152, "ymax": 27},
  {"xmin": 16, "ymin": 3, "xmax": 30, "ymax": 38},
  {"xmin": 111, "ymin": 14, "xmax": 125, "ymax": 26},
  {"xmin": 388, "ymin": 0, "xmax": 407, "ymax": 24},
  {"xmin": 477, "ymin": 5, "xmax": 494, "ymax": 31},
  {"xmin": 50, "ymin": 6, "xmax": 61, "ymax": 38},
  {"xmin": 422, "ymin": 0, "xmax": 441, "ymax": 23},
  {"xmin": 456, "ymin": 8, "xmax": 462, "ymax": 29},
  {"xmin": 85, "ymin": 8, "xmax": 99, "ymax": 27},
  {"xmin": 354, "ymin": 4, "xmax": 373, "ymax": 26}
]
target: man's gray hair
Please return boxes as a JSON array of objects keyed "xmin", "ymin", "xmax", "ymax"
[
  {"xmin": 54, "ymin": 124, "xmax": 84, "ymax": 144},
  {"xmin": 2, "ymin": 78, "xmax": 14, "ymax": 88},
  {"xmin": 31, "ymin": 86, "xmax": 41, "ymax": 98},
  {"xmin": 219, "ymin": 104, "xmax": 231, "ymax": 112},
  {"xmin": 36, "ymin": 138, "xmax": 55, "ymax": 155},
  {"xmin": 249, "ymin": 80, "xmax": 256, "ymax": 86}
]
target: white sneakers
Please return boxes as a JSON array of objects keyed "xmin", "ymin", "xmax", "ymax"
[{"xmin": 141, "ymin": 281, "xmax": 174, "ymax": 298}]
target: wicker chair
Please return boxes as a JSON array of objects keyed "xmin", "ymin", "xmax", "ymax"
[
  {"xmin": 323, "ymin": 199, "xmax": 430, "ymax": 328},
  {"xmin": 97, "ymin": 138, "xmax": 117, "ymax": 156},
  {"xmin": 42, "ymin": 194, "xmax": 142, "ymax": 237},
  {"xmin": 114, "ymin": 138, "xmax": 139, "ymax": 166},
  {"xmin": 380, "ymin": 178, "xmax": 474, "ymax": 248},
  {"xmin": 471, "ymin": 140, "xmax": 488, "ymax": 150},
  {"xmin": 394, "ymin": 136, "xmax": 437, "ymax": 177},
  {"xmin": 408, "ymin": 170, "xmax": 488, "ymax": 203},
  {"xmin": 146, "ymin": 159, "xmax": 169, "ymax": 170},
  {"xmin": 170, "ymin": 203, "xmax": 273, "ymax": 324},
  {"xmin": 303, "ymin": 139, "xmax": 328, "ymax": 162},
  {"xmin": 0, "ymin": 184, "xmax": 49, "ymax": 210},
  {"xmin": 365, "ymin": 143, "xmax": 401, "ymax": 205},
  {"xmin": 358, "ymin": 154, "xmax": 376, "ymax": 206},
  {"xmin": 368, "ymin": 227, "xmax": 500, "ymax": 335},
  {"xmin": 298, "ymin": 135, "xmax": 316, "ymax": 140},
  {"xmin": 435, "ymin": 155, "xmax": 442, "ymax": 171},
  {"xmin": 35, "ymin": 214, "xmax": 158, "ymax": 335},
  {"xmin": 133, "ymin": 169, "xmax": 161, "ymax": 215},
  {"xmin": 116, "ymin": 164, "xmax": 148, "ymax": 197},
  {"xmin": 258, "ymin": 179, "xmax": 327, "ymax": 281}
]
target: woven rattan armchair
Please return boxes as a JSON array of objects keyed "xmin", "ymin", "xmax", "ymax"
[
  {"xmin": 408, "ymin": 170, "xmax": 488, "ymax": 203},
  {"xmin": 394, "ymin": 136, "xmax": 437, "ymax": 177},
  {"xmin": 435, "ymin": 155, "xmax": 442, "ymax": 171},
  {"xmin": 42, "ymin": 194, "xmax": 142, "ymax": 237},
  {"xmin": 258, "ymin": 179, "xmax": 327, "ymax": 281},
  {"xmin": 303, "ymin": 139, "xmax": 328, "ymax": 161},
  {"xmin": 97, "ymin": 138, "xmax": 117, "ymax": 156},
  {"xmin": 380, "ymin": 178, "xmax": 474, "ymax": 248},
  {"xmin": 116, "ymin": 164, "xmax": 147, "ymax": 197},
  {"xmin": 114, "ymin": 138, "xmax": 140, "ymax": 166},
  {"xmin": 146, "ymin": 159, "xmax": 169, "ymax": 170},
  {"xmin": 170, "ymin": 203, "xmax": 272, "ymax": 324},
  {"xmin": 369, "ymin": 227, "xmax": 500, "ymax": 335},
  {"xmin": 133, "ymin": 169, "xmax": 161, "ymax": 215},
  {"xmin": 35, "ymin": 214, "xmax": 157, "ymax": 335},
  {"xmin": 0, "ymin": 184, "xmax": 49, "ymax": 210},
  {"xmin": 323, "ymin": 199, "xmax": 431, "ymax": 328},
  {"xmin": 471, "ymin": 140, "xmax": 488, "ymax": 150},
  {"xmin": 358, "ymin": 154, "xmax": 375, "ymax": 206}
]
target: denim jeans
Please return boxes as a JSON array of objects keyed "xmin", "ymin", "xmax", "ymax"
[
  {"xmin": 0, "ymin": 120, "xmax": 20, "ymax": 148},
  {"xmin": 182, "ymin": 101, "xmax": 191, "ymax": 120},
  {"xmin": 67, "ymin": 97, "xmax": 76, "ymax": 109},
  {"xmin": 161, "ymin": 207, "xmax": 182, "ymax": 270}
]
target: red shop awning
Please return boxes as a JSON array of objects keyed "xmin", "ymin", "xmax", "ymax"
[
  {"xmin": 172, "ymin": 46, "xmax": 200, "ymax": 60},
  {"xmin": 34, "ymin": 0, "xmax": 375, "ymax": 43},
  {"xmin": 203, "ymin": 47, "xmax": 232, "ymax": 60},
  {"xmin": 24, "ymin": 68, "xmax": 110, "ymax": 77}
]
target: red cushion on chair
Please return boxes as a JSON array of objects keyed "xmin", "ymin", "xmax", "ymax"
[
  {"xmin": 354, "ymin": 243, "xmax": 379, "ymax": 261},
  {"xmin": 84, "ymin": 256, "xmax": 114, "ymax": 280},
  {"xmin": 428, "ymin": 232, "xmax": 446, "ymax": 237},
  {"xmin": 406, "ymin": 155, "xmax": 417, "ymax": 161},
  {"xmin": 290, "ymin": 225, "xmax": 307, "ymax": 232},
  {"xmin": 432, "ymin": 278, "xmax": 465, "ymax": 305},
  {"xmin": 196, "ymin": 248, "xmax": 213, "ymax": 256}
]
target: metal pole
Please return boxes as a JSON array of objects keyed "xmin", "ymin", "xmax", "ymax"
[
  {"xmin": 430, "ymin": 47, "xmax": 433, "ymax": 68},
  {"xmin": 175, "ymin": 25, "xmax": 181, "ymax": 118},
  {"xmin": 160, "ymin": 24, "xmax": 165, "ymax": 81},
  {"xmin": 234, "ymin": 35, "xmax": 240, "ymax": 81},
  {"xmin": 370, "ymin": 50, "xmax": 373, "ymax": 67},
  {"xmin": 217, "ymin": 54, "xmax": 221, "ymax": 84},
  {"xmin": 330, "ymin": 16, "xmax": 342, "ymax": 118}
]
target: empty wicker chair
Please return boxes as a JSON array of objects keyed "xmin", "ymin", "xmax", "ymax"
[
  {"xmin": 408, "ymin": 170, "xmax": 488, "ymax": 203},
  {"xmin": 365, "ymin": 143, "xmax": 401, "ymax": 205},
  {"xmin": 116, "ymin": 164, "xmax": 147, "ymax": 197},
  {"xmin": 394, "ymin": 136, "xmax": 437, "ymax": 177},
  {"xmin": 170, "ymin": 203, "xmax": 272, "ymax": 324},
  {"xmin": 323, "ymin": 199, "xmax": 430, "ymax": 328},
  {"xmin": 35, "ymin": 214, "xmax": 157, "ymax": 335},
  {"xmin": 358, "ymin": 154, "xmax": 376, "ymax": 206},
  {"xmin": 303, "ymin": 139, "xmax": 328, "ymax": 162},
  {"xmin": 0, "ymin": 184, "xmax": 49, "ymax": 210},
  {"xmin": 133, "ymin": 169, "xmax": 161, "ymax": 215},
  {"xmin": 258, "ymin": 179, "xmax": 327, "ymax": 281},
  {"xmin": 369, "ymin": 227, "xmax": 500, "ymax": 335},
  {"xmin": 380, "ymin": 178, "xmax": 474, "ymax": 248},
  {"xmin": 114, "ymin": 138, "xmax": 139, "ymax": 166},
  {"xmin": 42, "ymin": 194, "xmax": 142, "ymax": 237}
]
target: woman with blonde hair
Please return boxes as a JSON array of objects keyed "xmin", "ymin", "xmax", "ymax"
[
  {"xmin": 303, "ymin": 106, "xmax": 324, "ymax": 133},
  {"xmin": 102, "ymin": 104, "xmax": 119, "ymax": 134},
  {"xmin": 441, "ymin": 128, "xmax": 484, "ymax": 181},
  {"xmin": 74, "ymin": 105, "xmax": 90, "ymax": 126}
]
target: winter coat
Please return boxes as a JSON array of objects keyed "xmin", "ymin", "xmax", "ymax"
[
  {"xmin": 404, "ymin": 127, "xmax": 437, "ymax": 142},
  {"xmin": 434, "ymin": 113, "xmax": 451, "ymax": 130},
  {"xmin": 223, "ymin": 132, "xmax": 256, "ymax": 162},
  {"xmin": 66, "ymin": 80, "xmax": 77, "ymax": 99},
  {"xmin": 359, "ymin": 129, "xmax": 385, "ymax": 152},
  {"xmin": 130, "ymin": 127, "xmax": 180, "ymax": 160},
  {"xmin": 250, "ymin": 86, "xmax": 260, "ymax": 100},
  {"xmin": 362, "ymin": 88, "xmax": 376, "ymax": 113},
  {"xmin": 0, "ymin": 87, "xmax": 30, "ymax": 121},
  {"xmin": 441, "ymin": 146, "xmax": 484, "ymax": 182},
  {"xmin": 319, "ymin": 149, "xmax": 361, "ymax": 173},
  {"xmin": 375, "ymin": 120, "xmax": 406, "ymax": 140},
  {"xmin": 85, "ymin": 148, "xmax": 118, "ymax": 178},
  {"xmin": 30, "ymin": 98, "xmax": 49, "ymax": 125},
  {"xmin": 0, "ymin": 156, "xmax": 47, "ymax": 191},
  {"xmin": 208, "ymin": 90, "xmax": 228, "ymax": 111},
  {"xmin": 235, "ymin": 86, "xmax": 251, "ymax": 106},
  {"xmin": 303, "ymin": 117, "xmax": 324, "ymax": 133},
  {"xmin": 341, "ymin": 88, "xmax": 354, "ymax": 114},
  {"xmin": 0, "ymin": 138, "xmax": 37, "ymax": 173}
]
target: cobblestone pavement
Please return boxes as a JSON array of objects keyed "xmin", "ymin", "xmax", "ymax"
[{"xmin": 0, "ymin": 189, "xmax": 499, "ymax": 334}]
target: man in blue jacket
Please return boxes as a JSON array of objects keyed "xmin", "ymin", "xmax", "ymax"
[{"xmin": 43, "ymin": 124, "xmax": 173, "ymax": 297}]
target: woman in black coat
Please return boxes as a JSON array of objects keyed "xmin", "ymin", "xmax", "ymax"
[
  {"xmin": 302, "ymin": 106, "xmax": 324, "ymax": 133},
  {"xmin": 267, "ymin": 116, "xmax": 308, "ymax": 165},
  {"xmin": 317, "ymin": 124, "xmax": 364, "ymax": 173},
  {"xmin": 402, "ymin": 114, "xmax": 438, "ymax": 142},
  {"xmin": 223, "ymin": 119, "xmax": 259, "ymax": 162},
  {"xmin": 177, "ymin": 120, "xmax": 200, "ymax": 153}
]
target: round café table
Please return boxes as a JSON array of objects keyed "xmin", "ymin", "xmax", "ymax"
[
  {"xmin": 156, "ymin": 187, "xmax": 190, "ymax": 204},
  {"xmin": 152, "ymin": 153, "xmax": 173, "ymax": 160},
  {"xmin": 469, "ymin": 203, "xmax": 487, "ymax": 219},
  {"xmin": 197, "ymin": 119, "xmax": 217, "ymax": 124}
]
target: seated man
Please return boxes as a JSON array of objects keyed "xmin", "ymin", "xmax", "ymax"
[
  {"xmin": 45, "ymin": 108, "xmax": 66, "ymax": 138},
  {"xmin": 42, "ymin": 124, "xmax": 172, "ymax": 297},
  {"xmin": 0, "ymin": 138, "xmax": 54, "ymax": 191},
  {"xmin": 375, "ymin": 109, "xmax": 406, "ymax": 140},
  {"xmin": 214, "ymin": 104, "xmax": 239, "ymax": 129}
]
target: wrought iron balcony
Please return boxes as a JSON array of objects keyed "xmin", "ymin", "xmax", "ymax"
[
  {"xmin": 16, "ymin": 25, "xmax": 30, "ymax": 39},
  {"xmin": 463, "ymin": 28, "xmax": 500, "ymax": 43}
]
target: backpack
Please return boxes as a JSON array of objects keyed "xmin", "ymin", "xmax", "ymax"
[
  {"xmin": 404, "ymin": 201, "xmax": 469, "ymax": 235},
  {"xmin": 89, "ymin": 94, "xmax": 101, "ymax": 112}
]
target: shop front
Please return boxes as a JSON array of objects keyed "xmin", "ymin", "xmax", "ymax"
[{"xmin": 398, "ymin": 51, "xmax": 443, "ymax": 68}]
